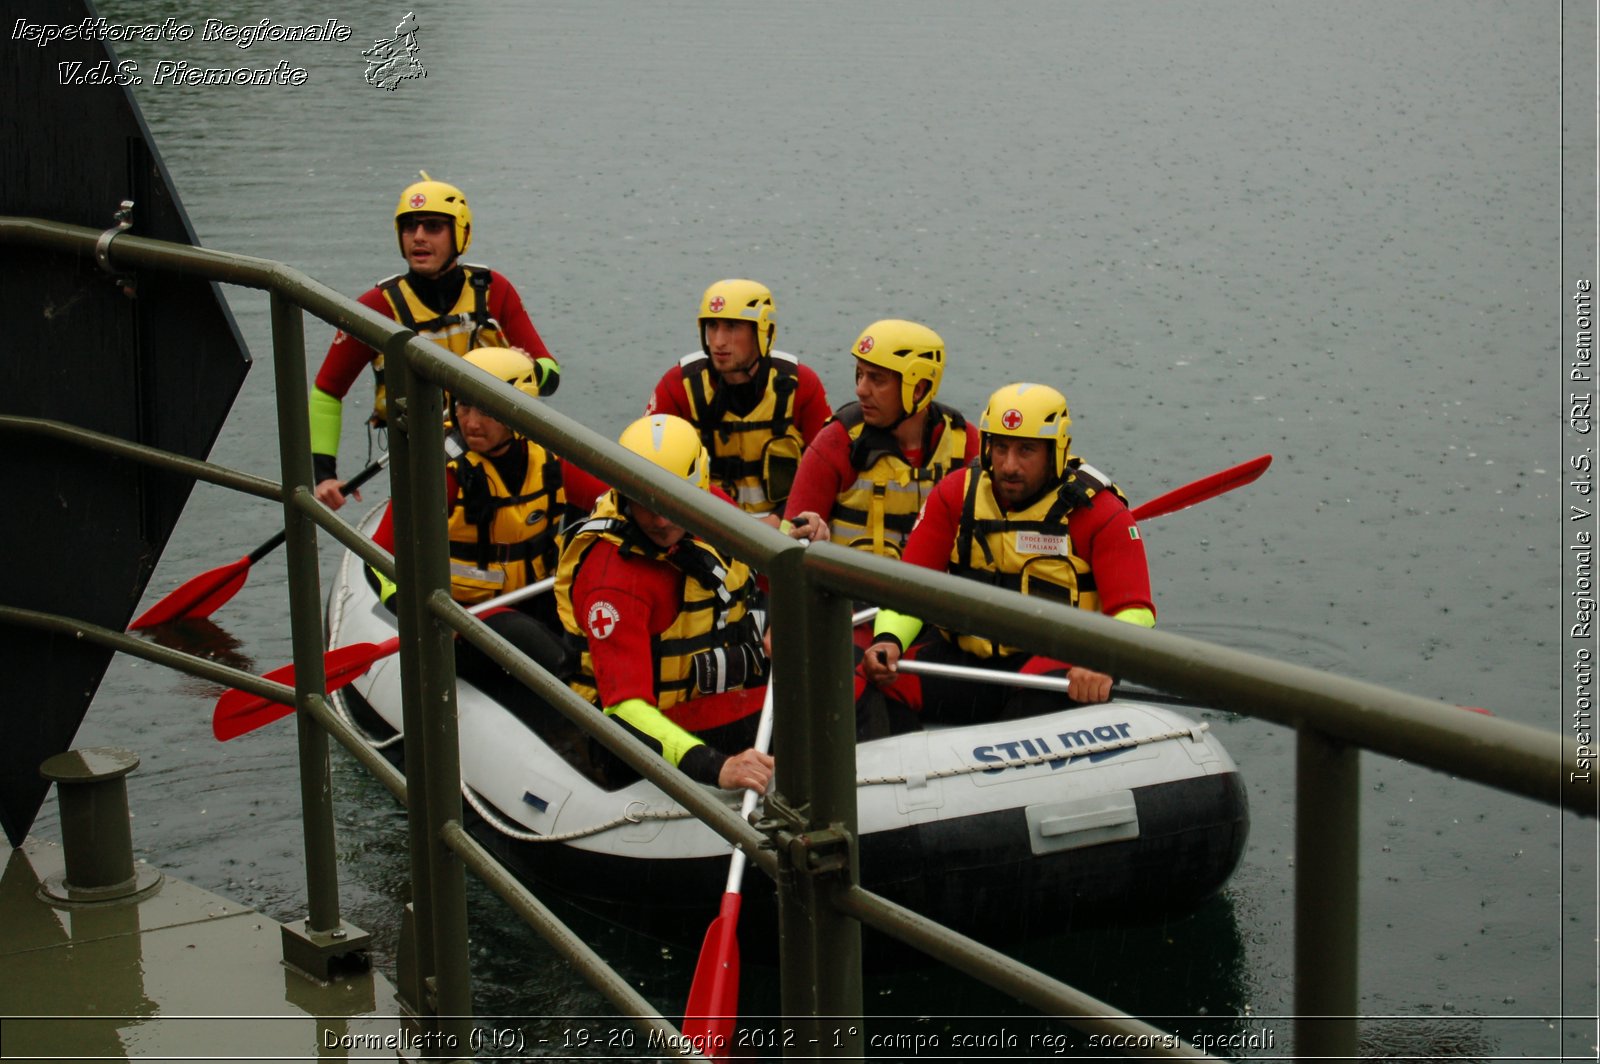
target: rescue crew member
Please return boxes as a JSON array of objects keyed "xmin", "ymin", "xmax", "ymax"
[
  {"xmin": 782, "ymin": 319, "xmax": 979, "ymax": 555},
  {"xmin": 556, "ymin": 414, "xmax": 774, "ymax": 793},
  {"xmin": 860, "ymin": 382, "xmax": 1156, "ymax": 724},
  {"xmin": 645, "ymin": 279, "xmax": 831, "ymax": 526},
  {"xmin": 311, "ymin": 171, "xmax": 562, "ymax": 511},
  {"xmin": 368, "ymin": 349, "xmax": 603, "ymax": 745}
]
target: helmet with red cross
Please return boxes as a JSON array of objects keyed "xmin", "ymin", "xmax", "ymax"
[
  {"xmin": 851, "ymin": 319, "xmax": 945, "ymax": 419},
  {"xmin": 394, "ymin": 170, "xmax": 472, "ymax": 258},
  {"xmin": 977, "ymin": 382, "xmax": 1072, "ymax": 478},
  {"xmin": 697, "ymin": 279, "xmax": 776, "ymax": 359}
]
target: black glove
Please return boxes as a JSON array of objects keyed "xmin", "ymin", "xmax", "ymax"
[{"xmin": 692, "ymin": 641, "xmax": 767, "ymax": 696}]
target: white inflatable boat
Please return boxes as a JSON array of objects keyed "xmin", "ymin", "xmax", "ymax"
[{"xmin": 326, "ymin": 510, "xmax": 1248, "ymax": 947}]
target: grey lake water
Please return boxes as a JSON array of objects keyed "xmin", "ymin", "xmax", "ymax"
[{"xmin": 26, "ymin": 0, "xmax": 1597, "ymax": 1058}]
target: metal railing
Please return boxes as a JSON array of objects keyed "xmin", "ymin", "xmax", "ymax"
[{"xmin": 2, "ymin": 216, "xmax": 1590, "ymax": 1062}]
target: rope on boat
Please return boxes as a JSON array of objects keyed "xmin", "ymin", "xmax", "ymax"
[
  {"xmin": 465, "ymin": 720, "xmax": 1210, "ymax": 844},
  {"xmin": 462, "ymin": 783, "xmax": 699, "ymax": 843},
  {"xmin": 326, "ymin": 565, "xmax": 407, "ymax": 750}
]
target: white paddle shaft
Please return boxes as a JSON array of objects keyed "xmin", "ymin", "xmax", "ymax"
[
  {"xmin": 464, "ymin": 574, "xmax": 555, "ymax": 616},
  {"xmin": 723, "ymin": 680, "xmax": 775, "ymax": 894},
  {"xmin": 894, "ymin": 656, "xmax": 1072, "ymax": 696}
]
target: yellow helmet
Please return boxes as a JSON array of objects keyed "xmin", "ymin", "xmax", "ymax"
[
  {"xmin": 394, "ymin": 170, "xmax": 472, "ymax": 257},
  {"xmin": 618, "ymin": 414, "xmax": 711, "ymax": 491},
  {"xmin": 978, "ymin": 382, "xmax": 1072, "ymax": 477},
  {"xmin": 851, "ymin": 319, "xmax": 945, "ymax": 418},
  {"xmin": 698, "ymin": 279, "xmax": 776, "ymax": 358},
  {"xmin": 462, "ymin": 346, "xmax": 540, "ymax": 400}
]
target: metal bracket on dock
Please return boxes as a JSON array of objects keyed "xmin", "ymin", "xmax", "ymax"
[
  {"xmin": 754, "ymin": 793, "xmax": 808, "ymax": 839},
  {"xmin": 757, "ymin": 797, "xmax": 855, "ymax": 877},
  {"xmin": 780, "ymin": 825, "xmax": 855, "ymax": 876},
  {"xmin": 93, "ymin": 199, "xmax": 137, "ymax": 297},
  {"xmin": 281, "ymin": 917, "xmax": 374, "ymax": 984}
]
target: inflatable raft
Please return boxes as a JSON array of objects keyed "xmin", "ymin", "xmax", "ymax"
[{"xmin": 327, "ymin": 510, "xmax": 1249, "ymax": 947}]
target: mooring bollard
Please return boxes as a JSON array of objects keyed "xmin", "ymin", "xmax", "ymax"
[{"xmin": 39, "ymin": 747, "xmax": 160, "ymax": 902}]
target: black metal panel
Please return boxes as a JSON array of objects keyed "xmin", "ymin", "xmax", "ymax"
[{"xmin": 0, "ymin": 0, "xmax": 250, "ymax": 845}]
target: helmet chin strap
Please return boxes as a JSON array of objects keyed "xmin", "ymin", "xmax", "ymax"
[
  {"xmin": 886, "ymin": 381, "xmax": 931, "ymax": 432},
  {"xmin": 718, "ymin": 351, "xmax": 765, "ymax": 384}
]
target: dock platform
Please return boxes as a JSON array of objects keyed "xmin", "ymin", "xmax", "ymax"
[{"xmin": 1, "ymin": 837, "xmax": 412, "ymax": 1062}]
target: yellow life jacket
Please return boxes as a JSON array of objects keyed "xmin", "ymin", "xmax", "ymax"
[
  {"xmin": 445, "ymin": 440, "xmax": 565, "ymax": 603},
  {"xmin": 677, "ymin": 351, "xmax": 803, "ymax": 517},
  {"xmin": 946, "ymin": 459, "xmax": 1127, "ymax": 658},
  {"xmin": 827, "ymin": 402, "xmax": 971, "ymax": 558},
  {"xmin": 555, "ymin": 491, "xmax": 761, "ymax": 714},
  {"xmin": 370, "ymin": 264, "xmax": 508, "ymax": 426}
]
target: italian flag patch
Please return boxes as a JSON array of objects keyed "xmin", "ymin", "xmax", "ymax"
[{"xmin": 1128, "ymin": 527, "xmax": 1141, "ymax": 540}]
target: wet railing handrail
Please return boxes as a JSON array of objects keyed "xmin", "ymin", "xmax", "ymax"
[{"xmin": 5, "ymin": 214, "xmax": 1590, "ymax": 1062}]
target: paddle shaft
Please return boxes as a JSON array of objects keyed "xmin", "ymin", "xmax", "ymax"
[
  {"xmin": 469, "ymin": 574, "xmax": 555, "ymax": 611},
  {"xmin": 362, "ymin": 574, "xmax": 558, "ymax": 658},
  {"xmin": 369, "ymin": 575, "xmax": 559, "ymax": 656},
  {"xmin": 247, "ymin": 454, "xmax": 392, "ymax": 560},
  {"xmin": 130, "ymin": 455, "xmax": 392, "ymax": 628},
  {"xmin": 332, "ymin": 453, "xmax": 391, "ymax": 497},
  {"xmin": 896, "ymin": 657, "xmax": 1207, "ymax": 707},
  {"xmin": 895, "ymin": 657, "xmax": 1075, "ymax": 694},
  {"xmin": 722, "ymin": 682, "xmax": 775, "ymax": 892},
  {"xmin": 681, "ymin": 680, "xmax": 775, "ymax": 1052},
  {"xmin": 213, "ymin": 574, "xmax": 558, "ymax": 739}
]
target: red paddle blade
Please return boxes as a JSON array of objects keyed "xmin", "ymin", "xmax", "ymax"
[
  {"xmin": 213, "ymin": 659, "xmax": 301, "ymax": 741},
  {"xmin": 682, "ymin": 892, "xmax": 743, "ymax": 1059},
  {"xmin": 212, "ymin": 639, "xmax": 393, "ymax": 741},
  {"xmin": 1131, "ymin": 454, "xmax": 1271, "ymax": 522},
  {"xmin": 130, "ymin": 557, "xmax": 251, "ymax": 629}
]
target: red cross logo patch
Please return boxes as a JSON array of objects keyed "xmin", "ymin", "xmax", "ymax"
[
  {"xmin": 857, "ymin": 335, "xmax": 875, "ymax": 355},
  {"xmin": 408, "ymin": 193, "xmax": 427, "ymax": 209},
  {"xmin": 1001, "ymin": 408, "xmax": 1024, "ymax": 430},
  {"xmin": 585, "ymin": 600, "xmax": 621, "ymax": 640},
  {"xmin": 708, "ymin": 296, "xmax": 725, "ymax": 313}
]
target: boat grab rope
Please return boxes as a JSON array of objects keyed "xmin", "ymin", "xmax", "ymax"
[
  {"xmin": 462, "ymin": 782, "xmax": 700, "ymax": 843},
  {"xmin": 326, "ymin": 548, "xmax": 409, "ymax": 751},
  {"xmin": 463, "ymin": 720, "xmax": 1209, "ymax": 844}
]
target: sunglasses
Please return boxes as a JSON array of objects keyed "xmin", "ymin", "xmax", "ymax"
[{"xmin": 399, "ymin": 216, "xmax": 451, "ymax": 235}]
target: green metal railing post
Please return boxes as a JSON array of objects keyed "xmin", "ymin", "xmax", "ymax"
[
  {"xmin": 768, "ymin": 544, "xmax": 863, "ymax": 1053},
  {"xmin": 384, "ymin": 336, "xmax": 438, "ymax": 1012},
  {"xmin": 391, "ymin": 339, "xmax": 474, "ymax": 1053},
  {"xmin": 268, "ymin": 293, "xmax": 340, "ymax": 931},
  {"xmin": 1295, "ymin": 728, "xmax": 1360, "ymax": 1061}
]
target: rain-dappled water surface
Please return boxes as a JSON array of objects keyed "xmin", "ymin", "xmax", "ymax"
[{"xmin": 34, "ymin": 0, "xmax": 1594, "ymax": 1058}]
